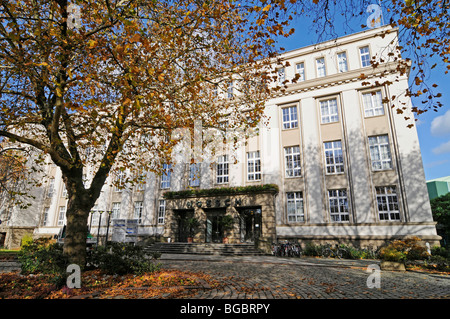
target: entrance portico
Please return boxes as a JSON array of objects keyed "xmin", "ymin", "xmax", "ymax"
[{"xmin": 163, "ymin": 185, "xmax": 278, "ymax": 253}]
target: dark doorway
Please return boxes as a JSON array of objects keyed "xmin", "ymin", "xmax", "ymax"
[
  {"xmin": 205, "ymin": 209, "xmax": 226, "ymax": 243},
  {"xmin": 175, "ymin": 209, "xmax": 194, "ymax": 242},
  {"xmin": 238, "ymin": 207, "xmax": 262, "ymax": 243}
]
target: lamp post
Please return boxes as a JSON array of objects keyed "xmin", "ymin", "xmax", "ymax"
[
  {"xmin": 96, "ymin": 210, "xmax": 104, "ymax": 248},
  {"xmin": 105, "ymin": 210, "xmax": 113, "ymax": 246}
]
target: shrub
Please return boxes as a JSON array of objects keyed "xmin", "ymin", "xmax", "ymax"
[
  {"xmin": 19, "ymin": 238, "xmax": 69, "ymax": 276},
  {"xmin": 86, "ymin": 242, "xmax": 160, "ymax": 275},
  {"xmin": 379, "ymin": 237, "xmax": 430, "ymax": 262}
]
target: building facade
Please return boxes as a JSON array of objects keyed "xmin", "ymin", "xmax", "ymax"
[{"xmin": 2, "ymin": 25, "xmax": 440, "ymax": 251}]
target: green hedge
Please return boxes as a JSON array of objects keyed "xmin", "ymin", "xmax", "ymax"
[{"xmin": 164, "ymin": 184, "xmax": 279, "ymax": 199}]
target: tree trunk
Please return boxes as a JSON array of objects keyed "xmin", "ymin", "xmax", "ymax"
[{"xmin": 63, "ymin": 194, "xmax": 92, "ymax": 268}]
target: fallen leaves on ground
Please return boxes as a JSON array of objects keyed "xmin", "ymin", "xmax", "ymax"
[{"xmin": 0, "ymin": 269, "xmax": 222, "ymax": 299}]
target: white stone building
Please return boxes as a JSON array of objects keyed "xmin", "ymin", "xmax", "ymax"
[{"xmin": 2, "ymin": 25, "xmax": 440, "ymax": 250}]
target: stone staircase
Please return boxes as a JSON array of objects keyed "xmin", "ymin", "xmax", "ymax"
[{"xmin": 144, "ymin": 242, "xmax": 267, "ymax": 256}]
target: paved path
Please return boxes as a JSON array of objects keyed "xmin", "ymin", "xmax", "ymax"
[
  {"xmin": 158, "ymin": 254, "xmax": 450, "ymax": 299},
  {"xmin": 1, "ymin": 254, "xmax": 449, "ymax": 299}
]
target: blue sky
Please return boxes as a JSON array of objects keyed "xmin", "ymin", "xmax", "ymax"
[{"xmin": 272, "ymin": 9, "xmax": 450, "ymax": 181}]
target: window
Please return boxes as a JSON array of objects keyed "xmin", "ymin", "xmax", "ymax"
[
  {"xmin": 362, "ymin": 90, "xmax": 384, "ymax": 117},
  {"xmin": 337, "ymin": 52, "xmax": 348, "ymax": 72},
  {"xmin": 111, "ymin": 202, "xmax": 120, "ymax": 219},
  {"xmin": 368, "ymin": 135, "xmax": 392, "ymax": 170},
  {"xmin": 286, "ymin": 192, "xmax": 305, "ymax": 222},
  {"xmin": 216, "ymin": 155, "xmax": 229, "ymax": 184},
  {"xmin": 158, "ymin": 200, "xmax": 166, "ymax": 224},
  {"xmin": 316, "ymin": 57, "xmax": 326, "ymax": 77},
  {"xmin": 247, "ymin": 151, "xmax": 261, "ymax": 181},
  {"xmin": 360, "ymin": 46, "xmax": 371, "ymax": 67},
  {"xmin": 284, "ymin": 146, "xmax": 301, "ymax": 177},
  {"xmin": 115, "ymin": 171, "xmax": 125, "ymax": 192},
  {"xmin": 227, "ymin": 81, "xmax": 233, "ymax": 99},
  {"xmin": 62, "ymin": 185, "xmax": 68, "ymax": 198},
  {"xmin": 376, "ymin": 186, "xmax": 400, "ymax": 221},
  {"xmin": 189, "ymin": 163, "xmax": 201, "ymax": 187},
  {"xmin": 324, "ymin": 141, "xmax": 344, "ymax": 174},
  {"xmin": 328, "ymin": 189, "xmax": 349, "ymax": 222},
  {"xmin": 134, "ymin": 201, "xmax": 143, "ymax": 224},
  {"xmin": 160, "ymin": 164, "xmax": 171, "ymax": 189},
  {"xmin": 47, "ymin": 178, "xmax": 55, "ymax": 198},
  {"xmin": 278, "ymin": 68, "xmax": 285, "ymax": 85},
  {"xmin": 282, "ymin": 106, "xmax": 298, "ymax": 130},
  {"xmin": 320, "ymin": 98, "xmax": 339, "ymax": 124},
  {"xmin": 296, "ymin": 62, "xmax": 305, "ymax": 82},
  {"xmin": 57, "ymin": 206, "xmax": 66, "ymax": 226},
  {"xmin": 42, "ymin": 207, "xmax": 49, "ymax": 226}
]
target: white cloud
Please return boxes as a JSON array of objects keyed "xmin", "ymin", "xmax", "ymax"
[
  {"xmin": 432, "ymin": 140, "xmax": 450, "ymax": 155},
  {"xmin": 425, "ymin": 159, "xmax": 449, "ymax": 168},
  {"xmin": 431, "ymin": 110, "xmax": 450, "ymax": 136}
]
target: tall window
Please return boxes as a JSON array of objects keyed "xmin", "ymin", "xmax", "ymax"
[
  {"xmin": 114, "ymin": 171, "xmax": 125, "ymax": 192},
  {"xmin": 111, "ymin": 202, "xmax": 121, "ymax": 219},
  {"xmin": 324, "ymin": 141, "xmax": 344, "ymax": 174},
  {"xmin": 158, "ymin": 200, "xmax": 166, "ymax": 224},
  {"xmin": 216, "ymin": 155, "xmax": 229, "ymax": 184},
  {"xmin": 368, "ymin": 135, "xmax": 392, "ymax": 170},
  {"xmin": 189, "ymin": 163, "xmax": 201, "ymax": 187},
  {"xmin": 362, "ymin": 90, "xmax": 384, "ymax": 117},
  {"xmin": 227, "ymin": 81, "xmax": 233, "ymax": 99},
  {"xmin": 284, "ymin": 146, "xmax": 301, "ymax": 177},
  {"xmin": 376, "ymin": 186, "xmax": 400, "ymax": 221},
  {"xmin": 316, "ymin": 57, "xmax": 326, "ymax": 77},
  {"xmin": 296, "ymin": 62, "xmax": 305, "ymax": 82},
  {"xmin": 57, "ymin": 206, "xmax": 66, "ymax": 226},
  {"xmin": 360, "ymin": 46, "xmax": 371, "ymax": 67},
  {"xmin": 337, "ymin": 52, "xmax": 348, "ymax": 72},
  {"xmin": 282, "ymin": 106, "xmax": 298, "ymax": 129},
  {"xmin": 42, "ymin": 207, "xmax": 49, "ymax": 226},
  {"xmin": 134, "ymin": 201, "xmax": 143, "ymax": 224},
  {"xmin": 278, "ymin": 68, "xmax": 285, "ymax": 85},
  {"xmin": 328, "ymin": 189, "xmax": 349, "ymax": 222},
  {"xmin": 320, "ymin": 98, "xmax": 339, "ymax": 124},
  {"xmin": 47, "ymin": 178, "xmax": 55, "ymax": 198},
  {"xmin": 286, "ymin": 192, "xmax": 305, "ymax": 222},
  {"xmin": 247, "ymin": 151, "xmax": 261, "ymax": 181},
  {"xmin": 160, "ymin": 164, "xmax": 171, "ymax": 189}
]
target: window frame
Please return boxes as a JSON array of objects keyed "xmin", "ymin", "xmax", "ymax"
[
  {"xmin": 189, "ymin": 163, "xmax": 201, "ymax": 187},
  {"xmin": 160, "ymin": 163, "xmax": 172, "ymax": 189},
  {"xmin": 328, "ymin": 189, "xmax": 350, "ymax": 222},
  {"xmin": 286, "ymin": 191, "xmax": 305, "ymax": 223},
  {"xmin": 319, "ymin": 98, "xmax": 339, "ymax": 124},
  {"xmin": 281, "ymin": 105, "xmax": 299, "ymax": 130},
  {"xmin": 247, "ymin": 151, "xmax": 261, "ymax": 181},
  {"xmin": 284, "ymin": 146, "xmax": 301, "ymax": 178},
  {"xmin": 111, "ymin": 202, "xmax": 121, "ymax": 219},
  {"xmin": 337, "ymin": 51, "xmax": 348, "ymax": 72},
  {"xmin": 359, "ymin": 45, "xmax": 371, "ymax": 67},
  {"xmin": 368, "ymin": 135, "xmax": 393, "ymax": 171},
  {"xmin": 57, "ymin": 206, "xmax": 66, "ymax": 226},
  {"xmin": 216, "ymin": 155, "xmax": 229, "ymax": 184},
  {"xmin": 295, "ymin": 62, "xmax": 305, "ymax": 82},
  {"xmin": 158, "ymin": 199, "xmax": 166, "ymax": 224},
  {"xmin": 316, "ymin": 57, "xmax": 326, "ymax": 77},
  {"xmin": 324, "ymin": 140, "xmax": 345, "ymax": 174},
  {"xmin": 134, "ymin": 201, "xmax": 144, "ymax": 224},
  {"xmin": 362, "ymin": 90, "xmax": 385, "ymax": 117},
  {"xmin": 375, "ymin": 186, "xmax": 401, "ymax": 221}
]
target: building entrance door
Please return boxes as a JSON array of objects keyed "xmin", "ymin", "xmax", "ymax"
[
  {"xmin": 238, "ymin": 208, "xmax": 261, "ymax": 243},
  {"xmin": 205, "ymin": 209, "xmax": 225, "ymax": 243},
  {"xmin": 175, "ymin": 209, "xmax": 194, "ymax": 242}
]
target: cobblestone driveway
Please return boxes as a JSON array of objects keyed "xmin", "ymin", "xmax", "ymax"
[{"xmin": 159, "ymin": 254, "xmax": 450, "ymax": 299}]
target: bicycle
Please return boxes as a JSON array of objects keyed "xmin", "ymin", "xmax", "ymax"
[{"xmin": 321, "ymin": 244, "xmax": 347, "ymax": 259}]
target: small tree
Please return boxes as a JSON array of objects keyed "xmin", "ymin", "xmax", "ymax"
[{"xmin": 430, "ymin": 192, "xmax": 450, "ymax": 246}]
